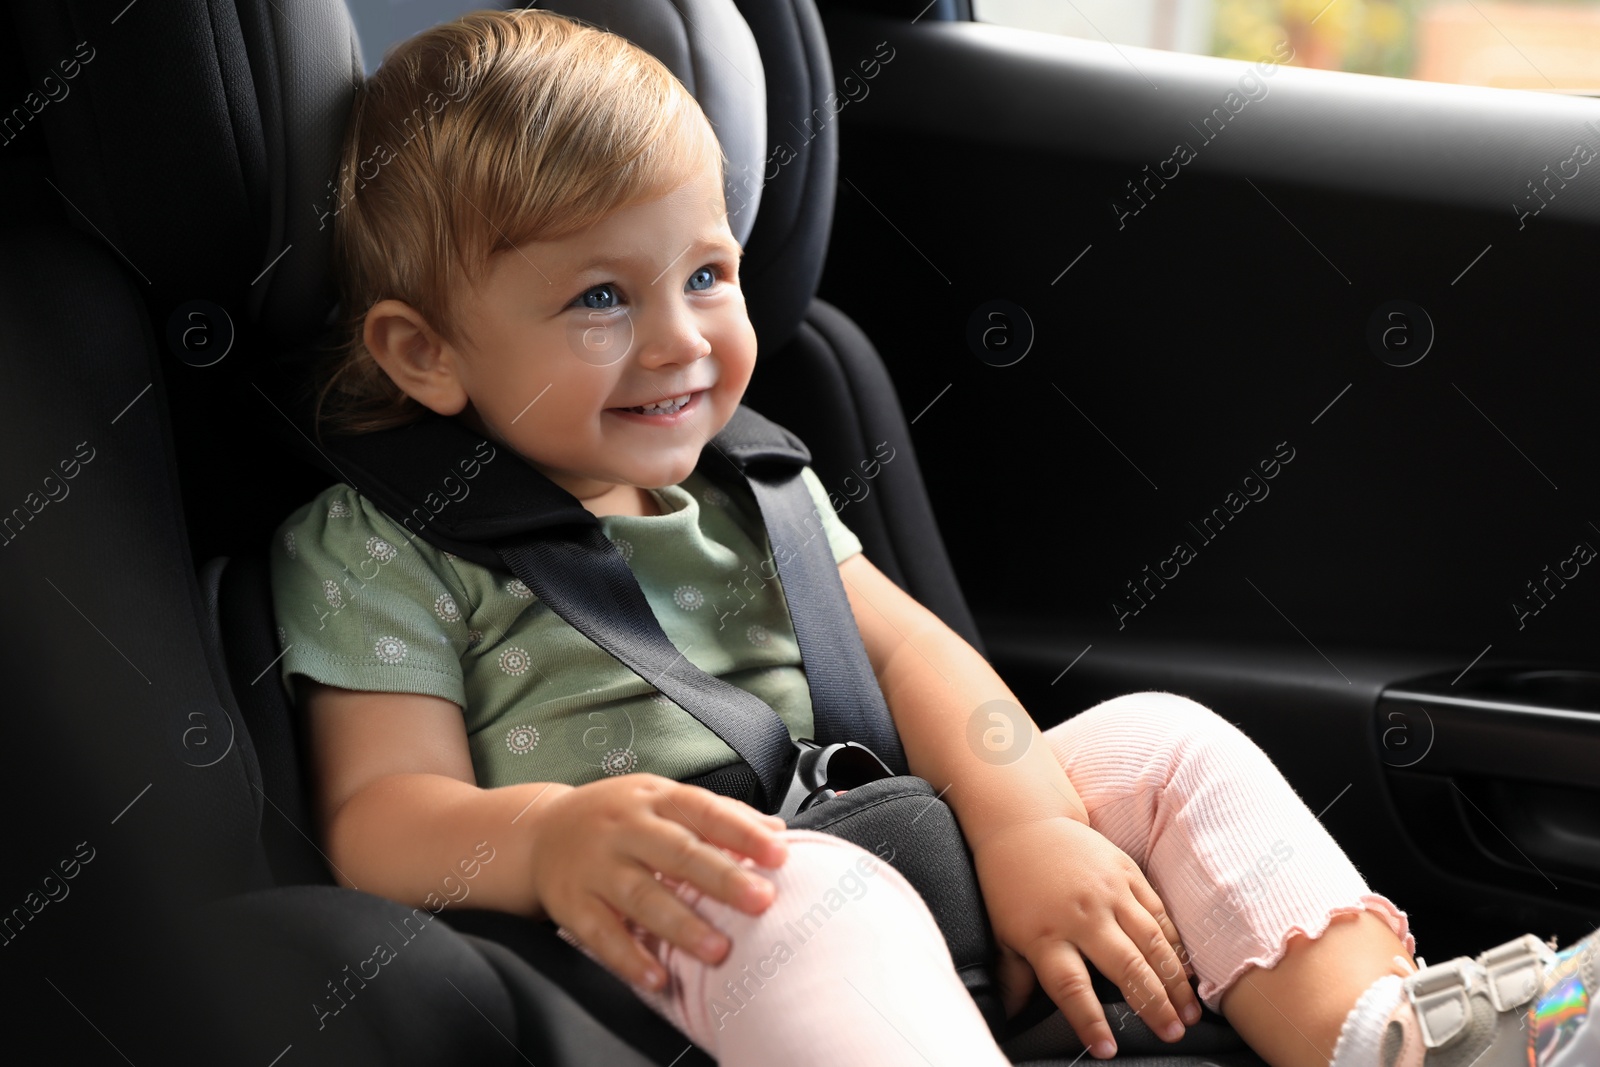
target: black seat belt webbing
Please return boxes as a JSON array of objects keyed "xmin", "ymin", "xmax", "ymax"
[
  {"xmin": 495, "ymin": 530, "xmax": 796, "ymax": 814},
  {"xmin": 744, "ymin": 469, "xmax": 908, "ymax": 776}
]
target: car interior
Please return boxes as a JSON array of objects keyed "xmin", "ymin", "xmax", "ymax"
[{"xmin": 3, "ymin": 0, "xmax": 1598, "ymax": 1064}]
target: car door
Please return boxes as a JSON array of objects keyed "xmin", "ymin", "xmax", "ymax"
[{"xmin": 812, "ymin": 0, "xmax": 1600, "ymax": 963}]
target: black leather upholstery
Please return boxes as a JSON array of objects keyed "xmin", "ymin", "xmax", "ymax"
[{"xmin": 202, "ymin": 551, "xmax": 334, "ymax": 888}]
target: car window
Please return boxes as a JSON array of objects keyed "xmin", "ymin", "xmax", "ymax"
[{"xmin": 971, "ymin": 0, "xmax": 1600, "ymax": 93}]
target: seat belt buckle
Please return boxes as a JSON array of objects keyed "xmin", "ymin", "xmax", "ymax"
[{"xmin": 774, "ymin": 738, "xmax": 895, "ymax": 821}]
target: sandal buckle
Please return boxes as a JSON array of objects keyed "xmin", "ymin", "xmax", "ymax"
[
  {"xmin": 1404, "ymin": 957, "xmax": 1474, "ymax": 1048},
  {"xmin": 1478, "ymin": 934, "xmax": 1546, "ymax": 1012}
]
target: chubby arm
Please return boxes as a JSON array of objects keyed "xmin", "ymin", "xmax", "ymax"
[
  {"xmin": 836, "ymin": 553, "xmax": 1088, "ymax": 846},
  {"xmin": 302, "ymin": 679, "xmax": 573, "ymax": 919},
  {"xmin": 302, "ymin": 679, "xmax": 788, "ymax": 991}
]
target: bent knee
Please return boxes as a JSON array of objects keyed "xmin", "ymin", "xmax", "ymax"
[
  {"xmin": 1077, "ymin": 690, "xmax": 1237, "ymax": 743},
  {"xmin": 747, "ymin": 830, "xmax": 927, "ymax": 915},
  {"xmin": 1079, "ymin": 689, "xmax": 1219, "ymax": 722},
  {"xmin": 766, "ymin": 829, "xmax": 896, "ymax": 885}
]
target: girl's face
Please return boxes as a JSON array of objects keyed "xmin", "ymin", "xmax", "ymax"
[{"xmin": 439, "ymin": 163, "xmax": 756, "ymax": 514}]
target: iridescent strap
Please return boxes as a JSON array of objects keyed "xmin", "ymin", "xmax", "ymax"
[{"xmin": 1530, "ymin": 940, "xmax": 1594, "ymax": 1065}]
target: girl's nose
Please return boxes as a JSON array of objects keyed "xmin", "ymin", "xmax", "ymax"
[{"xmin": 637, "ymin": 303, "xmax": 712, "ymax": 367}]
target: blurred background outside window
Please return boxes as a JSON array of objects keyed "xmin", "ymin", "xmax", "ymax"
[
  {"xmin": 972, "ymin": 0, "xmax": 1600, "ymax": 94},
  {"xmin": 344, "ymin": 0, "xmax": 488, "ymax": 74}
]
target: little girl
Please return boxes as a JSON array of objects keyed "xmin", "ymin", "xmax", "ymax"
[{"xmin": 269, "ymin": 9, "xmax": 1597, "ymax": 1067}]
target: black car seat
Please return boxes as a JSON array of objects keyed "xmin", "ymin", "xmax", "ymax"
[{"xmin": 1, "ymin": 0, "xmax": 1268, "ymax": 1063}]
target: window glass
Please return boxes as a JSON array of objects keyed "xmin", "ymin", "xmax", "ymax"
[
  {"xmin": 971, "ymin": 0, "xmax": 1600, "ymax": 93},
  {"xmin": 345, "ymin": 0, "xmax": 506, "ymax": 75}
]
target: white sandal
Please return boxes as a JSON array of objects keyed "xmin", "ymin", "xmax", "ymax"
[{"xmin": 1374, "ymin": 930, "xmax": 1599, "ymax": 1067}]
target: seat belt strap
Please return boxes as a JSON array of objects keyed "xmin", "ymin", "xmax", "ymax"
[
  {"xmin": 744, "ymin": 468, "xmax": 907, "ymax": 776},
  {"xmin": 493, "ymin": 529, "xmax": 796, "ymax": 814}
]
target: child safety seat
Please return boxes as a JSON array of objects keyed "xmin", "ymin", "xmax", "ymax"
[{"xmin": 4, "ymin": 0, "xmax": 1265, "ymax": 1061}]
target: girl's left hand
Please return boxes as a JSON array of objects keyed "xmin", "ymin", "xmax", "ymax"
[{"xmin": 970, "ymin": 815, "xmax": 1202, "ymax": 1059}]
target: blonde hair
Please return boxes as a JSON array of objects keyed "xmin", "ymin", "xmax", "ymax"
[{"xmin": 308, "ymin": 8, "xmax": 727, "ymax": 442}]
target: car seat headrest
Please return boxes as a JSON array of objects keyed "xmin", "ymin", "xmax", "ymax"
[
  {"xmin": 11, "ymin": 0, "xmax": 835, "ymax": 355},
  {"xmin": 9, "ymin": 1, "xmax": 362, "ymax": 346}
]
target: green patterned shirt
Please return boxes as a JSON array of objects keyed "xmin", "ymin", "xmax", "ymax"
[{"xmin": 267, "ymin": 467, "xmax": 862, "ymax": 790}]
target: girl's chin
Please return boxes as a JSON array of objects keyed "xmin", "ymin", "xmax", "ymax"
[
  {"xmin": 629, "ymin": 450, "xmax": 708, "ymax": 487},
  {"xmin": 643, "ymin": 463, "xmax": 700, "ymax": 489},
  {"xmin": 634, "ymin": 464, "xmax": 700, "ymax": 490},
  {"xmin": 521, "ymin": 448, "xmax": 701, "ymax": 493}
]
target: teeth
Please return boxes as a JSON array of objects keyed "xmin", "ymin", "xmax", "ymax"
[{"xmin": 630, "ymin": 393, "xmax": 691, "ymax": 415}]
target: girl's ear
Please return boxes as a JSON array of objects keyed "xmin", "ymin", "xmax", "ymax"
[{"xmin": 363, "ymin": 299, "xmax": 470, "ymax": 416}]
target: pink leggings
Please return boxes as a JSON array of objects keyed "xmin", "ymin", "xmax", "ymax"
[{"xmin": 557, "ymin": 691, "xmax": 1415, "ymax": 1064}]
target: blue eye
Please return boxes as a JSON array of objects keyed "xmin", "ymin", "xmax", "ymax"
[
  {"xmin": 576, "ymin": 284, "xmax": 619, "ymax": 311},
  {"xmin": 571, "ymin": 264, "xmax": 722, "ymax": 310}
]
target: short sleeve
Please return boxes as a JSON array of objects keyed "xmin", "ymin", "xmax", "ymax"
[
  {"xmin": 799, "ymin": 466, "xmax": 863, "ymax": 565},
  {"xmin": 267, "ymin": 484, "xmax": 469, "ymax": 711}
]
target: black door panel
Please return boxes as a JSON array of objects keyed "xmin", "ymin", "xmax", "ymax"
[
  {"xmin": 817, "ymin": 9, "xmax": 1599, "ymax": 658},
  {"xmin": 1379, "ymin": 670, "xmax": 1600, "ymax": 901},
  {"xmin": 815, "ymin": 4, "xmax": 1600, "ymax": 965}
]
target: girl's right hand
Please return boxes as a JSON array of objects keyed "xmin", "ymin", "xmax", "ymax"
[{"xmin": 526, "ymin": 774, "xmax": 790, "ymax": 991}]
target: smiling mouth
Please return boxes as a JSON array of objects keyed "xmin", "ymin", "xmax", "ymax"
[{"xmin": 612, "ymin": 392, "xmax": 697, "ymax": 415}]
